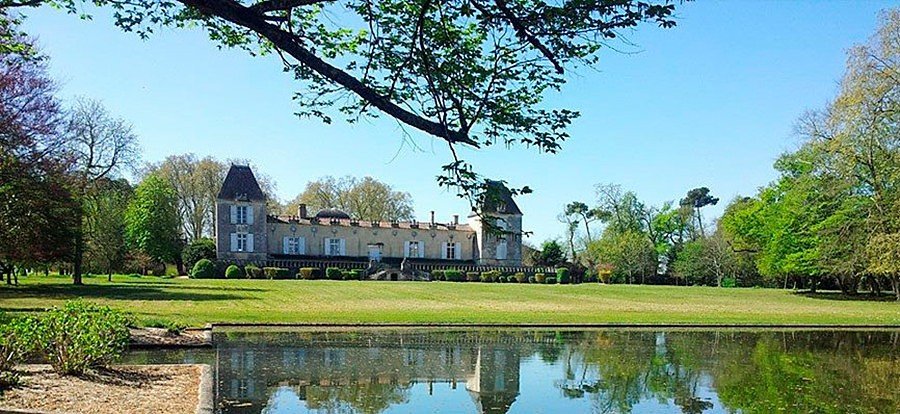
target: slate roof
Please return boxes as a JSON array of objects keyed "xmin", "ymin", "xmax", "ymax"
[
  {"xmin": 314, "ymin": 208, "xmax": 352, "ymax": 220},
  {"xmin": 217, "ymin": 165, "xmax": 266, "ymax": 201},
  {"xmin": 480, "ymin": 180, "xmax": 522, "ymax": 215},
  {"xmin": 267, "ymin": 215, "xmax": 473, "ymax": 232}
]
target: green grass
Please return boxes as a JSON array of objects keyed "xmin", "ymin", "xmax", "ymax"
[{"xmin": 0, "ymin": 274, "xmax": 897, "ymax": 327}]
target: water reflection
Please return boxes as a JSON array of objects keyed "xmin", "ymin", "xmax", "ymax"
[{"xmin": 124, "ymin": 329, "xmax": 899, "ymax": 414}]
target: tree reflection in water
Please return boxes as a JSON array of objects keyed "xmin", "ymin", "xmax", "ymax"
[{"xmin": 164, "ymin": 329, "xmax": 898, "ymax": 414}]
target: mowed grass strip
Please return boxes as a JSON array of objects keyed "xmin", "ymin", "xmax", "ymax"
[{"xmin": 0, "ymin": 275, "xmax": 897, "ymax": 327}]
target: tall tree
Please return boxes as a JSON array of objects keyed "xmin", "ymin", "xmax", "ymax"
[
  {"xmin": 287, "ymin": 176, "xmax": 414, "ymax": 221},
  {"xmin": 83, "ymin": 177, "xmax": 132, "ymax": 280},
  {"xmin": 65, "ymin": 98, "xmax": 140, "ymax": 284},
  {"xmin": 679, "ymin": 187, "xmax": 718, "ymax": 238},
  {"xmin": 125, "ymin": 174, "xmax": 181, "ymax": 274},
  {"xmin": 565, "ymin": 201, "xmax": 600, "ymax": 243},
  {"xmin": 146, "ymin": 154, "xmax": 225, "ymax": 241}
]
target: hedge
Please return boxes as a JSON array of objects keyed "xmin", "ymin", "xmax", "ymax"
[
  {"xmin": 326, "ymin": 267, "xmax": 343, "ymax": 280},
  {"xmin": 445, "ymin": 269, "xmax": 462, "ymax": 282},
  {"xmin": 298, "ymin": 267, "xmax": 320, "ymax": 280},
  {"xmin": 545, "ymin": 276, "xmax": 557, "ymax": 284},
  {"xmin": 431, "ymin": 269, "xmax": 445, "ymax": 281},
  {"xmin": 514, "ymin": 272, "xmax": 527, "ymax": 283},
  {"xmin": 556, "ymin": 268, "xmax": 570, "ymax": 284},
  {"xmin": 534, "ymin": 273, "xmax": 547, "ymax": 284},
  {"xmin": 245, "ymin": 265, "xmax": 264, "ymax": 279},
  {"xmin": 190, "ymin": 259, "xmax": 217, "ymax": 279},
  {"xmin": 224, "ymin": 265, "xmax": 243, "ymax": 279},
  {"xmin": 264, "ymin": 267, "xmax": 292, "ymax": 280},
  {"xmin": 466, "ymin": 272, "xmax": 480, "ymax": 282}
]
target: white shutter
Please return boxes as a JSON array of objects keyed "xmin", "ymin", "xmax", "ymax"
[
  {"xmin": 441, "ymin": 242, "xmax": 448, "ymax": 260},
  {"xmin": 298, "ymin": 237, "xmax": 306, "ymax": 254},
  {"xmin": 454, "ymin": 242, "xmax": 462, "ymax": 260},
  {"xmin": 230, "ymin": 233, "xmax": 238, "ymax": 252},
  {"xmin": 323, "ymin": 238, "xmax": 331, "ymax": 255},
  {"xmin": 247, "ymin": 233, "xmax": 254, "ymax": 253},
  {"xmin": 230, "ymin": 205, "xmax": 237, "ymax": 224},
  {"xmin": 496, "ymin": 240, "xmax": 507, "ymax": 260},
  {"xmin": 339, "ymin": 239, "xmax": 346, "ymax": 256},
  {"xmin": 418, "ymin": 241, "xmax": 425, "ymax": 258},
  {"xmin": 283, "ymin": 237, "xmax": 290, "ymax": 254},
  {"xmin": 403, "ymin": 241, "xmax": 411, "ymax": 258},
  {"xmin": 247, "ymin": 206, "xmax": 254, "ymax": 225}
]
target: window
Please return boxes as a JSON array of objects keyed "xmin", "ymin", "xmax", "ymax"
[
  {"xmin": 406, "ymin": 241, "xmax": 421, "ymax": 258},
  {"xmin": 445, "ymin": 242, "xmax": 458, "ymax": 260},
  {"xmin": 495, "ymin": 239, "xmax": 508, "ymax": 260},
  {"xmin": 284, "ymin": 237, "xmax": 305, "ymax": 254},
  {"xmin": 236, "ymin": 205, "xmax": 248, "ymax": 224},
  {"xmin": 327, "ymin": 238, "xmax": 344, "ymax": 256},
  {"xmin": 236, "ymin": 233, "xmax": 248, "ymax": 252}
]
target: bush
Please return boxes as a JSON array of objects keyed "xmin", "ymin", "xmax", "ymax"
[
  {"xmin": 445, "ymin": 269, "xmax": 462, "ymax": 282},
  {"xmin": 722, "ymin": 277, "xmax": 737, "ymax": 288},
  {"xmin": 431, "ymin": 270, "xmax": 445, "ymax": 281},
  {"xmin": 480, "ymin": 270, "xmax": 501, "ymax": 282},
  {"xmin": 264, "ymin": 267, "xmax": 291, "ymax": 279},
  {"xmin": 326, "ymin": 267, "xmax": 343, "ymax": 280},
  {"xmin": 545, "ymin": 276, "xmax": 557, "ymax": 284},
  {"xmin": 243, "ymin": 265, "xmax": 263, "ymax": 279},
  {"xmin": 466, "ymin": 272, "xmax": 480, "ymax": 282},
  {"xmin": 528, "ymin": 275, "xmax": 536, "ymax": 283},
  {"xmin": 182, "ymin": 238, "xmax": 216, "ymax": 271},
  {"xmin": 191, "ymin": 259, "xmax": 218, "ymax": 279},
  {"xmin": 557, "ymin": 268, "xmax": 571, "ymax": 284},
  {"xmin": 534, "ymin": 273, "xmax": 547, "ymax": 284},
  {"xmin": 350, "ymin": 269, "xmax": 363, "ymax": 280},
  {"xmin": 514, "ymin": 272, "xmax": 527, "ymax": 283},
  {"xmin": 142, "ymin": 318, "xmax": 186, "ymax": 335},
  {"xmin": 224, "ymin": 265, "xmax": 243, "ymax": 279},
  {"xmin": 34, "ymin": 300, "xmax": 131, "ymax": 376},
  {"xmin": 298, "ymin": 267, "xmax": 320, "ymax": 280},
  {"xmin": 0, "ymin": 317, "xmax": 36, "ymax": 388},
  {"xmin": 497, "ymin": 276, "xmax": 507, "ymax": 283}
]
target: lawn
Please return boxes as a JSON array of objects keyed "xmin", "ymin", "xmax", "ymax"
[{"xmin": 0, "ymin": 274, "xmax": 897, "ymax": 327}]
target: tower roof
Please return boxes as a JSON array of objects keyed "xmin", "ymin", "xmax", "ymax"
[
  {"xmin": 217, "ymin": 165, "xmax": 266, "ymax": 202},
  {"xmin": 480, "ymin": 181, "xmax": 522, "ymax": 215},
  {"xmin": 314, "ymin": 208, "xmax": 352, "ymax": 220}
]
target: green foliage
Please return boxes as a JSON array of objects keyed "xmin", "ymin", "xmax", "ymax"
[
  {"xmin": 585, "ymin": 229, "xmax": 657, "ymax": 284},
  {"xmin": 326, "ymin": 267, "xmax": 343, "ymax": 280},
  {"xmin": 224, "ymin": 265, "xmax": 243, "ymax": 279},
  {"xmin": 545, "ymin": 276, "xmax": 557, "ymax": 285},
  {"xmin": 298, "ymin": 267, "xmax": 320, "ymax": 280},
  {"xmin": 0, "ymin": 316, "xmax": 36, "ymax": 387},
  {"xmin": 722, "ymin": 277, "xmax": 737, "ymax": 288},
  {"xmin": 480, "ymin": 270, "xmax": 501, "ymax": 283},
  {"xmin": 182, "ymin": 238, "xmax": 216, "ymax": 272},
  {"xmin": 444, "ymin": 269, "xmax": 462, "ymax": 282},
  {"xmin": 141, "ymin": 318, "xmax": 185, "ymax": 334},
  {"xmin": 264, "ymin": 267, "xmax": 291, "ymax": 280},
  {"xmin": 466, "ymin": 272, "xmax": 480, "ymax": 282},
  {"xmin": 514, "ymin": 272, "xmax": 527, "ymax": 283},
  {"xmin": 125, "ymin": 174, "xmax": 181, "ymax": 263},
  {"xmin": 190, "ymin": 258, "xmax": 217, "ymax": 279},
  {"xmin": 556, "ymin": 268, "xmax": 571, "ymax": 284},
  {"xmin": 349, "ymin": 269, "xmax": 362, "ymax": 280},
  {"xmin": 431, "ymin": 269, "xmax": 445, "ymax": 281},
  {"xmin": 245, "ymin": 265, "xmax": 263, "ymax": 279},
  {"xmin": 532, "ymin": 240, "xmax": 568, "ymax": 267},
  {"xmin": 32, "ymin": 300, "xmax": 131, "ymax": 375},
  {"xmin": 534, "ymin": 273, "xmax": 547, "ymax": 284}
]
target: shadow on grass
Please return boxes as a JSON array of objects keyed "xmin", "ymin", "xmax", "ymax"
[
  {"xmin": 0, "ymin": 283, "xmax": 247, "ymax": 301},
  {"xmin": 795, "ymin": 291, "xmax": 898, "ymax": 302}
]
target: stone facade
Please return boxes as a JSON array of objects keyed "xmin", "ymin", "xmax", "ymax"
[{"xmin": 215, "ymin": 165, "xmax": 523, "ymax": 266}]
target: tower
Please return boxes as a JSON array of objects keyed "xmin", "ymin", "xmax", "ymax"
[
  {"xmin": 215, "ymin": 165, "xmax": 268, "ymax": 261},
  {"xmin": 469, "ymin": 181, "xmax": 523, "ymax": 266}
]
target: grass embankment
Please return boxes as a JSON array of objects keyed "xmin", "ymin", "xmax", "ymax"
[{"xmin": 0, "ymin": 275, "xmax": 897, "ymax": 327}]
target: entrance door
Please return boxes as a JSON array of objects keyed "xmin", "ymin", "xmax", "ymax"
[{"xmin": 368, "ymin": 244, "xmax": 383, "ymax": 262}]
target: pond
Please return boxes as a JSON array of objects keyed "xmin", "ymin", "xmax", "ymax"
[{"xmin": 124, "ymin": 329, "xmax": 899, "ymax": 414}]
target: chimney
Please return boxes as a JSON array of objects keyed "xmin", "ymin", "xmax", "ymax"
[
  {"xmin": 298, "ymin": 203, "xmax": 308, "ymax": 219},
  {"xmin": 453, "ymin": 215, "xmax": 459, "ymax": 225},
  {"xmin": 430, "ymin": 211, "xmax": 435, "ymax": 226}
]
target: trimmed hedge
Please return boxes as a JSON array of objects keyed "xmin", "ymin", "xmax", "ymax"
[
  {"xmin": 224, "ymin": 265, "xmax": 243, "ymax": 279},
  {"xmin": 466, "ymin": 272, "xmax": 480, "ymax": 282},
  {"xmin": 298, "ymin": 267, "xmax": 320, "ymax": 280},
  {"xmin": 350, "ymin": 269, "xmax": 363, "ymax": 280},
  {"xmin": 245, "ymin": 265, "xmax": 264, "ymax": 279},
  {"xmin": 445, "ymin": 270, "xmax": 462, "ymax": 282},
  {"xmin": 431, "ymin": 269, "xmax": 445, "ymax": 281},
  {"xmin": 514, "ymin": 272, "xmax": 527, "ymax": 283},
  {"xmin": 557, "ymin": 268, "xmax": 570, "ymax": 284},
  {"xmin": 534, "ymin": 273, "xmax": 547, "ymax": 284},
  {"xmin": 190, "ymin": 259, "xmax": 217, "ymax": 279},
  {"xmin": 545, "ymin": 276, "xmax": 557, "ymax": 284},
  {"xmin": 326, "ymin": 267, "xmax": 343, "ymax": 280},
  {"xmin": 480, "ymin": 270, "xmax": 501, "ymax": 283},
  {"xmin": 263, "ymin": 267, "xmax": 291, "ymax": 280}
]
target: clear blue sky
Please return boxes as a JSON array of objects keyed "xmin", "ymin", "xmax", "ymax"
[{"xmin": 21, "ymin": 1, "xmax": 895, "ymax": 244}]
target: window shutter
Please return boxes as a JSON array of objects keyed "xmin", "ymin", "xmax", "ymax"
[
  {"xmin": 323, "ymin": 238, "xmax": 331, "ymax": 255},
  {"xmin": 441, "ymin": 242, "xmax": 448, "ymax": 260},
  {"xmin": 403, "ymin": 241, "xmax": 410, "ymax": 258},
  {"xmin": 496, "ymin": 240, "xmax": 507, "ymax": 260},
  {"xmin": 283, "ymin": 237, "xmax": 290, "ymax": 254},
  {"xmin": 247, "ymin": 234, "xmax": 255, "ymax": 252},
  {"xmin": 455, "ymin": 242, "xmax": 462, "ymax": 260},
  {"xmin": 339, "ymin": 239, "xmax": 346, "ymax": 256},
  {"xmin": 247, "ymin": 206, "xmax": 254, "ymax": 225},
  {"xmin": 230, "ymin": 233, "xmax": 238, "ymax": 252},
  {"xmin": 298, "ymin": 237, "xmax": 306, "ymax": 255},
  {"xmin": 418, "ymin": 241, "xmax": 425, "ymax": 258},
  {"xmin": 230, "ymin": 205, "xmax": 237, "ymax": 224}
]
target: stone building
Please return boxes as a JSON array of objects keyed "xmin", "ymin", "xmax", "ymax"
[{"xmin": 215, "ymin": 165, "xmax": 524, "ymax": 267}]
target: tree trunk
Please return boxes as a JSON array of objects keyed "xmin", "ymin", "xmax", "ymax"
[{"xmin": 72, "ymin": 210, "xmax": 85, "ymax": 285}]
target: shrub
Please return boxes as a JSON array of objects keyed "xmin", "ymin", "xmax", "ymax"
[
  {"xmin": 298, "ymin": 267, "xmax": 320, "ymax": 280},
  {"xmin": 466, "ymin": 272, "xmax": 480, "ymax": 282},
  {"xmin": 264, "ymin": 267, "xmax": 291, "ymax": 279},
  {"xmin": 142, "ymin": 318, "xmax": 186, "ymax": 335},
  {"xmin": 497, "ymin": 276, "xmax": 507, "ymax": 283},
  {"xmin": 240, "ymin": 265, "xmax": 260, "ymax": 279},
  {"xmin": 557, "ymin": 268, "xmax": 571, "ymax": 284},
  {"xmin": 480, "ymin": 270, "xmax": 501, "ymax": 282},
  {"xmin": 534, "ymin": 273, "xmax": 547, "ymax": 284},
  {"xmin": 191, "ymin": 259, "xmax": 217, "ymax": 279},
  {"xmin": 182, "ymin": 238, "xmax": 216, "ymax": 271},
  {"xmin": 514, "ymin": 272, "xmax": 527, "ymax": 283},
  {"xmin": 431, "ymin": 270, "xmax": 445, "ymax": 281},
  {"xmin": 224, "ymin": 265, "xmax": 243, "ymax": 279},
  {"xmin": 0, "ymin": 317, "xmax": 36, "ymax": 388},
  {"xmin": 545, "ymin": 276, "xmax": 557, "ymax": 284},
  {"xmin": 445, "ymin": 269, "xmax": 462, "ymax": 282},
  {"xmin": 34, "ymin": 301, "xmax": 131, "ymax": 376},
  {"xmin": 350, "ymin": 269, "xmax": 363, "ymax": 280},
  {"xmin": 326, "ymin": 267, "xmax": 343, "ymax": 280},
  {"xmin": 722, "ymin": 277, "xmax": 737, "ymax": 288}
]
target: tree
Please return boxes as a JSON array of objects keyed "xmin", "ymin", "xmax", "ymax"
[
  {"xmin": 286, "ymin": 176, "xmax": 414, "ymax": 221},
  {"xmin": 83, "ymin": 177, "xmax": 132, "ymax": 280},
  {"xmin": 65, "ymin": 98, "xmax": 140, "ymax": 284},
  {"xmin": 125, "ymin": 174, "xmax": 181, "ymax": 273},
  {"xmin": 866, "ymin": 233, "xmax": 900, "ymax": 301},
  {"xmin": 146, "ymin": 154, "xmax": 226, "ymax": 241},
  {"xmin": 585, "ymin": 229, "xmax": 656, "ymax": 284},
  {"xmin": 565, "ymin": 201, "xmax": 600, "ymax": 243},
  {"xmin": 679, "ymin": 187, "xmax": 718, "ymax": 238},
  {"xmin": 531, "ymin": 240, "xmax": 567, "ymax": 268}
]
